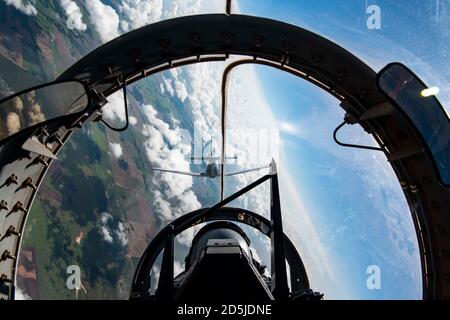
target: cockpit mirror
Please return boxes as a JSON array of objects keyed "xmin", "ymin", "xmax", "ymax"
[
  {"xmin": 377, "ymin": 63, "xmax": 450, "ymax": 185},
  {"xmin": 0, "ymin": 80, "xmax": 89, "ymax": 143}
]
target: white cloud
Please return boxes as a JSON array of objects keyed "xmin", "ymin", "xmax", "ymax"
[
  {"xmin": 164, "ymin": 62, "xmax": 223, "ymax": 141},
  {"xmin": 15, "ymin": 287, "xmax": 32, "ymax": 300},
  {"xmin": 141, "ymin": 103, "xmax": 201, "ymax": 228},
  {"xmin": 129, "ymin": 116, "xmax": 137, "ymax": 125},
  {"xmin": 162, "ymin": 77, "xmax": 174, "ymax": 97},
  {"xmin": 117, "ymin": 0, "xmax": 207, "ymax": 33},
  {"xmin": 173, "ymin": 79, "xmax": 188, "ymax": 102},
  {"xmin": 118, "ymin": 0, "xmax": 163, "ymax": 32},
  {"xmin": 102, "ymin": 90, "xmax": 126, "ymax": 122},
  {"xmin": 99, "ymin": 212, "xmax": 114, "ymax": 243},
  {"xmin": 99, "ymin": 212, "xmax": 128, "ymax": 246},
  {"xmin": 142, "ymin": 104, "xmax": 181, "ymax": 146},
  {"xmin": 85, "ymin": 0, "xmax": 120, "ymax": 43},
  {"xmin": 100, "ymin": 225, "xmax": 113, "ymax": 243},
  {"xmin": 149, "ymin": 263, "xmax": 160, "ymax": 294},
  {"xmin": 27, "ymin": 101, "xmax": 45, "ymax": 125},
  {"xmin": 108, "ymin": 141, "xmax": 123, "ymax": 159},
  {"xmin": 116, "ymin": 222, "xmax": 128, "ymax": 246},
  {"xmin": 6, "ymin": 112, "xmax": 21, "ymax": 135},
  {"xmin": 59, "ymin": 0, "xmax": 87, "ymax": 31},
  {"xmin": 3, "ymin": 0, "xmax": 37, "ymax": 16},
  {"xmin": 162, "ymin": 0, "xmax": 203, "ymax": 20},
  {"xmin": 85, "ymin": 0, "xmax": 212, "ymax": 44},
  {"xmin": 174, "ymin": 260, "xmax": 184, "ymax": 275},
  {"xmin": 101, "ymin": 211, "xmax": 112, "ymax": 224}
]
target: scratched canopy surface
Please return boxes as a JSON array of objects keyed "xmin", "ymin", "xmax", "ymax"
[{"xmin": 0, "ymin": 0, "xmax": 449, "ymax": 300}]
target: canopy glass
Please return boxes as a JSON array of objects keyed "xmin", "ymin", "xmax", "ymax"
[{"xmin": 0, "ymin": 0, "xmax": 445, "ymax": 300}]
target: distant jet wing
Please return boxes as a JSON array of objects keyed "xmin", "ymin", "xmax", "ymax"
[
  {"xmin": 152, "ymin": 168, "xmax": 202, "ymax": 176},
  {"xmin": 224, "ymin": 165, "xmax": 270, "ymax": 177}
]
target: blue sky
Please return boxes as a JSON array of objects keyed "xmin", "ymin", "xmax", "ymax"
[{"xmin": 239, "ymin": 0, "xmax": 450, "ymax": 112}]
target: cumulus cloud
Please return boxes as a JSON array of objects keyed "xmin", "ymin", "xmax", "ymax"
[
  {"xmin": 129, "ymin": 116, "xmax": 137, "ymax": 125},
  {"xmin": 142, "ymin": 104, "xmax": 181, "ymax": 146},
  {"xmin": 161, "ymin": 62, "xmax": 223, "ymax": 142},
  {"xmin": 173, "ymin": 79, "xmax": 188, "ymax": 102},
  {"xmin": 162, "ymin": 77, "xmax": 174, "ymax": 97},
  {"xmin": 6, "ymin": 112, "xmax": 21, "ymax": 135},
  {"xmin": 102, "ymin": 90, "xmax": 126, "ymax": 122},
  {"xmin": 162, "ymin": 0, "xmax": 203, "ymax": 18},
  {"xmin": 10, "ymin": 96, "xmax": 23, "ymax": 113},
  {"xmin": 86, "ymin": 0, "xmax": 209, "ymax": 44},
  {"xmin": 3, "ymin": 0, "xmax": 37, "ymax": 16},
  {"xmin": 59, "ymin": 0, "xmax": 87, "ymax": 31},
  {"xmin": 116, "ymin": 222, "xmax": 128, "ymax": 246},
  {"xmin": 108, "ymin": 141, "xmax": 123, "ymax": 159},
  {"xmin": 27, "ymin": 101, "xmax": 45, "ymax": 125},
  {"xmin": 117, "ymin": 0, "xmax": 205, "ymax": 32},
  {"xmin": 99, "ymin": 212, "xmax": 128, "ymax": 246},
  {"xmin": 99, "ymin": 212, "xmax": 113, "ymax": 243},
  {"xmin": 118, "ymin": 0, "xmax": 164, "ymax": 32},
  {"xmin": 141, "ymin": 103, "xmax": 201, "ymax": 231},
  {"xmin": 101, "ymin": 211, "xmax": 112, "ymax": 223},
  {"xmin": 85, "ymin": 0, "xmax": 120, "ymax": 43},
  {"xmin": 101, "ymin": 91, "xmax": 137, "ymax": 126},
  {"xmin": 19, "ymin": 91, "xmax": 45, "ymax": 125},
  {"xmin": 163, "ymin": 68, "xmax": 194, "ymax": 104},
  {"xmin": 100, "ymin": 225, "xmax": 113, "ymax": 243}
]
